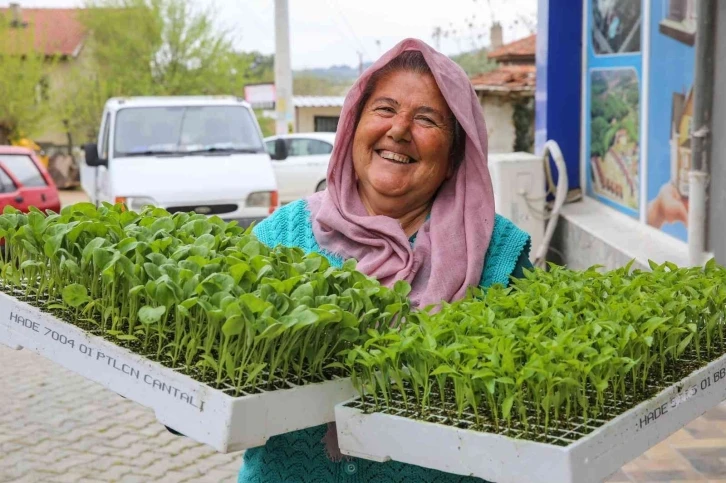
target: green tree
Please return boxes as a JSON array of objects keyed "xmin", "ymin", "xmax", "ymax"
[
  {"xmin": 601, "ymin": 96, "xmax": 629, "ymax": 123},
  {"xmin": 57, "ymin": 73, "xmax": 114, "ymax": 144},
  {"xmin": 0, "ymin": 19, "xmax": 55, "ymax": 144},
  {"xmin": 60, "ymin": 0, "xmax": 269, "ymax": 145},
  {"xmin": 292, "ymin": 74, "xmax": 349, "ymax": 96},
  {"xmin": 235, "ymin": 52, "xmax": 274, "ymax": 85},
  {"xmin": 591, "ymin": 75, "xmax": 608, "ymax": 96},
  {"xmin": 590, "ymin": 116, "xmax": 609, "ymax": 158},
  {"xmin": 78, "ymin": 0, "xmax": 239, "ymax": 95},
  {"xmin": 625, "ymin": 84, "xmax": 639, "ymax": 106},
  {"xmin": 255, "ymin": 111, "xmax": 275, "ymax": 138},
  {"xmin": 620, "ymin": 116, "xmax": 639, "ymax": 143},
  {"xmin": 591, "ymin": 97, "xmax": 606, "ymax": 119},
  {"xmin": 450, "ymin": 49, "xmax": 496, "ymax": 77}
]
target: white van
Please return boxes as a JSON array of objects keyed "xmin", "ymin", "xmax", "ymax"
[{"xmin": 81, "ymin": 96, "xmax": 279, "ymax": 227}]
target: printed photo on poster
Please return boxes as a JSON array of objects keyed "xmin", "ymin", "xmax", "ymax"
[
  {"xmin": 589, "ymin": 68, "xmax": 640, "ymax": 212},
  {"xmin": 591, "ymin": 0, "xmax": 642, "ymax": 55},
  {"xmin": 659, "ymin": 0, "xmax": 696, "ymax": 46},
  {"xmin": 645, "ymin": 86, "xmax": 692, "ymax": 231},
  {"xmin": 645, "ymin": 0, "xmax": 696, "ymax": 241}
]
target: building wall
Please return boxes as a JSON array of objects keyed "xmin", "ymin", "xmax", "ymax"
[
  {"xmin": 295, "ymin": 106, "xmax": 342, "ymax": 133},
  {"xmin": 479, "ymin": 95, "xmax": 516, "ymax": 153},
  {"xmin": 35, "ymin": 59, "xmax": 74, "ymax": 145},
  {"xmin": 707, "ymin": 2, "xmax": 726, "ymax": 262},
  {"xmin": 35, "ymin": 44, "xmax": 94, "ymax": 146}
]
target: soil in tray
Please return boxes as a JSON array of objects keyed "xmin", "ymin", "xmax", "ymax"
[
  {"xmin": 2, "ymin": 285, "xmax": 350, "ymax": 397},
  {"xmin": 346, "ymin": 345, "xmax": 726, "ymax": 447}
]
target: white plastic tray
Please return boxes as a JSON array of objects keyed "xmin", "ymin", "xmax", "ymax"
[
  {"xmin": 336, "ymin": 353, "xmax": 726, "ymax": 483},
  {"xmin": 0, "ymin": 291, "xmax": 356, "ymax": 453}
]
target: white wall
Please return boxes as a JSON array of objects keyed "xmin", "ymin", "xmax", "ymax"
[
  {"xmin": 479, "ymin": 95, "xmax": 516, "ymax": 153},
  {"xmin": 295, "ymin": 106, "xmax": 342, "ymax": 133}
]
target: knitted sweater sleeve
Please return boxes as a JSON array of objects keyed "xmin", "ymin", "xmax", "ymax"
[
  {"xmin": 252, "ymin": 199, "xmax": 344, "ymax": 267},
  {"xmin": 480, "ymin": 214, "xmax": 532, "ymax": 288}
]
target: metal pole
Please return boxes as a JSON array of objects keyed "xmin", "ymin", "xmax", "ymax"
[
  {"xmin": 274, "ymin": 0, "xmax": 294, "ymax": 135},
  {"xmin": 688, "ymin": 171, "xmax": 708, "ymax": 265},
  {"xmin": 688, "ymin": 0, "xmax": 717, "ymax": 266},
  {"xmin": 691, "ymin": 0, "xmax": 716, "ymax": 172}
]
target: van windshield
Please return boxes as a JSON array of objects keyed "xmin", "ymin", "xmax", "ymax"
[{"xmin": 113, "ymin": 105, "xmax": 265, "ymax": 157}]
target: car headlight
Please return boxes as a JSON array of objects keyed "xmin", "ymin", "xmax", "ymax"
[
  {"xmin": 246, "ymin": 192, "xmax": 270, "ymax": 208},
  {"xmin": 246, "ymin": 191, "xmax": 279, "ymax": 214},
  {"xmin": 115, "ymin": 196, "xmax": 157, "ymax": 212}
]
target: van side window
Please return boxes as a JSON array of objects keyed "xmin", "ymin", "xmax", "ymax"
[{"xmin": 100, "ymin": 112, "xmax": 111, "ymax": 160}]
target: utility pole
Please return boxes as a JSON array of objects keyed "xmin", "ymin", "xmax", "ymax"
[
  {"xmin": 274, "ymin": 0, "xmax": 294, "ymax": 134},
  {"xmin": 432, "ymin": 27, "xmax": 441, "ymax": 50},
  {"xmin": 357, "ymin": 51, "xmax": 364, "ymax": 77}
]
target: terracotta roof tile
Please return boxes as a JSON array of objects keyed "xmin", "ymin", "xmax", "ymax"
[
  {"xmin": 470, "ymin": 65, "xmax": 536, "ymax": 92},
  {"xmin": 0, "ymin": 8, "xmax": 86, "ymax": 57},
  {"xmin": 487, "ymin": 34, "xmax": 536, "ymax": 62}
]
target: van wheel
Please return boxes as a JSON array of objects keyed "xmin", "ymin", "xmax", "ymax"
[{"xmin": 316, "ymin": 180, "xmax": 327, "ymax": 192}]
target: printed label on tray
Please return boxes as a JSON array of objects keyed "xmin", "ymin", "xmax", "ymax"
[
  {"xmin": 635, "ymin": 359, "xmax": 726, "ymax": 430},
  {"xmin": 3, "ymin": 303, "xmax": 205, "ymax": 412}
]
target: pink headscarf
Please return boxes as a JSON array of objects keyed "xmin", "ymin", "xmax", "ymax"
[{"xmin": 306, "ymin": 38, "xmax": 495, "ymax": 310}]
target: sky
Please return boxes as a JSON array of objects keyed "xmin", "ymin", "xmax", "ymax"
[{"xmin": 11, "ymin": 0, "xmax": 537, "ymax": 69}]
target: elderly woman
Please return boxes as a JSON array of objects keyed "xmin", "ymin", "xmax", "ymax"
[{"xmin": 238, "ymin": 38, "xmax": 531, "ymax": 483}]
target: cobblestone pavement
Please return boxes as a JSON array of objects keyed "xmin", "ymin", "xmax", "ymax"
[
  {"xmin": 608, "ymin": 402, "xmax": 726, "ymax": 482},
  {"xmin": 6, "ymin": 344, "xmax": 726, "ymax": 483},
  {"xmin": 0, "ymin": 345, "xmax": 243, "ymax": 483}
]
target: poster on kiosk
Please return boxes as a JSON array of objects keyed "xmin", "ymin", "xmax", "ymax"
[
  {"xmin": 645, "ymin": 0, "xmax": 696, "ymax": 242},
  {"xmin": 583, "ymin": 0, "xmax": 696, "ymax": 243}
]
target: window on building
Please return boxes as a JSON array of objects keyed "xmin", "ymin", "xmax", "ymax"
[{"xmin": 314, "ymin": 116, "xmax": 339, "ymax": 133}]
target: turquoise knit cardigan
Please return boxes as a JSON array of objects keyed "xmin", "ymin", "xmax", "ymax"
[{"xmin": 238, "ymin": 199, "xmax": 532, "ymax": 483}]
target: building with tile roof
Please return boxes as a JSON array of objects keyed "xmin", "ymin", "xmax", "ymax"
[
  {"xmin": 471, "ymin": 34, "xmax": 537, "ymax": 153},
  {"xmin": 0, "ymin": 4, "xmax": 90, "ymax": 145},
  {"xmin": 487, "ymin": 34, "xmax": 537, "ymax": 65},
  {"xmin": 292, "ymin": 96, "xmax": 345, "ymax": 133},
  {"xmin": 470, "ymin": 64, "xmax": 536, "ymax": 95},
  {"xmin": 0, "ymin": 4, "xmax": 86, "ymax": 58}
]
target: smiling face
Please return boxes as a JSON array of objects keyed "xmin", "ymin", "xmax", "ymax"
[{"xmin": 352, "ymin": 69, "xmax": 456, "ymax": 219}]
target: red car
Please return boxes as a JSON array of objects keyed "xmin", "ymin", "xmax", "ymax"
[{"xmin": 0, "ymin": 146, "xmax": 61, "ymax": 214}]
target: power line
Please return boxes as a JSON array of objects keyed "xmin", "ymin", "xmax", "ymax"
[
  {"xmin": 318, "ymin": 0, "xmax": 360, "ymax": 53},
  {"xmin": 328, "ymin": 0, "xmax": 370, "ymax": 60}
]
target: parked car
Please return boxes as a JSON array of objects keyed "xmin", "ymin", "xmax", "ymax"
[
  {"xmin": 81, "ymin": 96, "xmax": 279, "ymax": 227},
  {"xmin": 264, "ymin": 133, "xmax": 335, "ymax": 204},
  {"xmin": 0, "ymin": 146, "xmax": 61, "ymax": 214}
]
